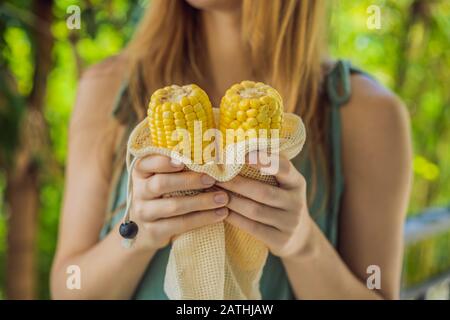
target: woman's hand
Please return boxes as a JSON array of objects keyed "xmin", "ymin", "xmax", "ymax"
[
  {"xmin": 131, "ymin": 155, "xmax": 229, "ymax": 250},
  {"xmin": 217, "ymin": 153, "xmax": 312, "ymax": 258}
]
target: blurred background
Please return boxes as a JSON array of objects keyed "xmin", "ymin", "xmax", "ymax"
[{"xmin": 0, "ymin": 0, "xmax": 449, "ymax": 300}]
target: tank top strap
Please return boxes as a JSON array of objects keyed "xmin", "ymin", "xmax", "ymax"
[
  {"xmin": 112, "ymin": 79, "xmax": 133, "ymax": 123},
  {"xmin": 325, "ymin": 59, "xmax": 366, "ymax": 245}
]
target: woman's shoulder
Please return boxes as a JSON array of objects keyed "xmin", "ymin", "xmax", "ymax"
[
  {"xmin": 323, "ymin": 59, "xmax": 405, "ymax": 119},
  {"xmin": 340, "ymin": 69, "xmax": 411, "ymax": 175},
  {"xmin": 343, "ymin": 72, "xmax": 409, "ymax": 134},
  {"xmin": 81, "ymin": 53, "xmax": 129, "ymax": 82},
  {"xmin": 68, "ymin": 54, "xmax": 131, "ymax": 181},
  {"xmin": 322, "ymin": 59, "xmax": 409, "ymax": 141},
  {"xmin": 71, "ymin": 54, "xmax": 129, "ymax": 129}
]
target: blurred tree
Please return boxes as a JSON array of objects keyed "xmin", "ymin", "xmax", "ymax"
[
  {"xmin": 2, "ymin": 0, "xmax": 53, "ymax": 299},
  {"xmin": 0, "ymin": 0, "xmax": 143, "ymax": 299}
]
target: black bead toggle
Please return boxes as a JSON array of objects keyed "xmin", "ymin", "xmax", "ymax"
[{"xmin": 119, "ymin": 221, "xmax": 139, "ymax": 239}]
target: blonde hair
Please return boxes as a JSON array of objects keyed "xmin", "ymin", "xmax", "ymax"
[{"xmin": 121, "ymin": 0, "xmax": 329, "ymax": 205}]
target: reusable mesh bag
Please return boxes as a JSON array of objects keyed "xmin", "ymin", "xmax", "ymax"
[{"xmin": 123, "ymin": 109, "xmax": 306, "ymax": 299}]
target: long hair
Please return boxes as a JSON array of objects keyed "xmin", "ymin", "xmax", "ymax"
[{"xmin": 116, "ymin": 0, "xmax": 329, "ymax": 208}]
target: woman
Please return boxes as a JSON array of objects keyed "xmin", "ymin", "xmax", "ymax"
[{"xmin": 50, "ymin": 0, "xmax": 412, "ymax": 299}]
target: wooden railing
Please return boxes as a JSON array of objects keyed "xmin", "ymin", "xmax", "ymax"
[{"xmin": 401, "ymin": 207, "xmax": 450, "ymax": 299}]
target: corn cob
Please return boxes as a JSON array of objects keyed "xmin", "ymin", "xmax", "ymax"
[
  {"xmin": 147, "ymin": 84, "xmax": 215, "ymax": 163},
  {"xmin": 219, "ymin": 81, "xmax": 283, "ymax": 143}
]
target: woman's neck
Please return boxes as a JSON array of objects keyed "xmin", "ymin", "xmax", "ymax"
[{"xmin": 201, "ymin": 10, "xmax": 252, "ymax": 107}]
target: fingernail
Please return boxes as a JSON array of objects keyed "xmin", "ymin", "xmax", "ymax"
[
  {"xmin": 171, "ymin": 158, "xmax": 183, "ymax": 167},
  {"xmin": 214, "ymin": 192, "xmax": 228, "ymax": 204},
  {"xmin": 215, "ymin": 207, "xmax": 228, "ymax": 216},
  {"xmin": 201, "ymin": 174, "xmax": 216, "ymax": 185}
]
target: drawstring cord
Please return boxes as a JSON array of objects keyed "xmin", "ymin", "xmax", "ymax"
[
  {"xmin": 120, "ymin": 149, "xmax": 139, "ymax": 248},
  {"xmin": 123, "ymin": 150, "xmax": 138, "ymax": 223}
]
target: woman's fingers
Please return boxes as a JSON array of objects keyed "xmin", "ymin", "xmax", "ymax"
[
  {"xmin": 226, "ymin": 194, "xmax": 295, "ymax": 231},
  {"xmin": 247, "ymin": 152, "xmax": 303, "ymax": 190},
  {"xmin": 216, "ymin": 175, "xmax": 289, "ymax": 208},
  {"xmin": 225, "ymin": 210, "xmax": 284, "ymax": 246},
  {"xmin": 139, "ymin": 171, "xmax": 216, "ymax": 199},
  {"xmin": 269, "ymin": 156, "xmax": 304, "ymax": 190},
  {"xmin": 134, "ymin": 155, "xmax": 185, "ymax": 178},
  {"xmin": 148, "ymin": 208, "xmax": 229, "ymax": 240},
  {"xmin": 136, "ymin": 191, "xmax": 229, "ymax": 221}
]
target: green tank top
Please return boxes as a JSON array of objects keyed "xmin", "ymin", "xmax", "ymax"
[{"xmin": 100, "ymin": 60, "xmax": 364, "ymax": 299}]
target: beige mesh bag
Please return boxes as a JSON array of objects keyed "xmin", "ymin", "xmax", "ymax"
[{"xmin": 120, "ymin": 82, "xmax": 306, "ymax": 299}]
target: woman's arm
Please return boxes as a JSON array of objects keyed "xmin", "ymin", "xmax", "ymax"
[
  {"xmin": 50, "ymin": 59, "xmax": 157, "ymax": 299},
  {"xmin": 219, "ymin": 75, "xmax": 412, "ymax": 299},
  {"xmin": 284, "ymin": 75, "xmax": 412, "ymax": 299},
  {"xmin": 338, "ymin": 75, "xmax": 412, "ymax": 298}
]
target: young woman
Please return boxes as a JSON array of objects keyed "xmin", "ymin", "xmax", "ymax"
[{"xmin": 50, "ymin": 0, "xmax": 412, "ymax": 299}]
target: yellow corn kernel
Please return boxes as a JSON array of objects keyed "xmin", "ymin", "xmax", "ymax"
[
  {"xmin": 147, "ymin": 84, "xmax": 215, "ymax": 163},
  {"xmin": 272, "ymin": 115, "xmax": 282, "ymax": 123},
  {"xmin": 259, "ymin": 104, "xmax": 269, "ymax": 114},
  {"xmin": 174, "ymin": 111, "xmax": 185, "ymax": 119},
  {"xmin": 256, "ymin": 113, "xmax": 269, "ymax": 124},
  {"xmin": 196, "ymin": 110, "xmax": 206, "ymax": 119},
  {"xmin": 246, "ymin": 117, "xmax": 258, "ymax": 127},
  {"xmin": 241, "ymin": 80, "xmax": 255, "ymax": 88},
  {"xmin": 239, "ymin": 100, "xmax": 250, "ymax": 111},
  {"xmin": 229, "ymin": 120, "xmax": 240, "ymax": 129},
  {"xmin": 182, "ymin": 105, "xmax": 194, "ymax": 114},
  {"xmin": 171, "ymin": 104, "xmax": 182, "ymax": 112},
  {"xmin": 246, "ymin": 108, "xmax": 258, "ymax": 118},
  {"xmin": 180, "ymin": 97, "xmax": 190, "ymax": 107},
  {"xmin": 175, "ymin": 120, "xmax": 187, "ymax": 128},
  {"xmin": 185, "ymin": 112, "xmax": 197, "ymax": 121},
  {"xmin": 271, "ymin": 123, "xmax": 281, "ymax": 129},
  {"xmin": 231, "ymin": 83, "xmax": 243, "ymax": 92},
  {"xmin": 188, "ymin": 96, "xmax": 198, "ymax": 106},
  {"xmin": 219, "ymin": 80, "xmax": 284, "ymax": 142},
  {"xmin": 250, "ymin": 99, "xmax": 260, "ymax": 109},
  {"xmin": 163, "ymin": 118, "xmax": 174, "ymax": 125},
  {"xmin": 241, "ymin": 122, "xmax": 251, "ymax": 130},
  {"xmin": 193, "ymin": 103, "xmax": 203, "ymax": 113},
  {"xmin": 236, "ymin": 111, "xmax": 247, "ymax": 122},
  {"xmin": 164, "ymin": 124, "xmax": 176, "ymax": 131},
  {"xmin": 163, "ymin": 111, "xmax": 173, "ymax": 119}
]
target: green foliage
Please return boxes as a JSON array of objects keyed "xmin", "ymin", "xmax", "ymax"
[
  {"xmin": 0, "ymin": 0, "xmax": 145, "ymax": 299},
  {"xmin": 3, "ymin": 27, "xmax": 34, "ymax": 95},
  {"xmin": 403, "ymin": 230, "xmax": 450, "ymax": 287},
  {"xmin": 0, "ymin": 0, "xmax": 449, "ymax": 298}
]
